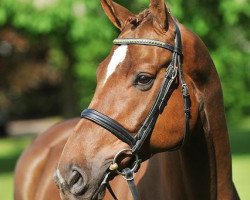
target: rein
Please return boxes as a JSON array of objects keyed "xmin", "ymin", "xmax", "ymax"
[{"xmin": 81, "ymin": 21, "xmax": 191, "ymax": 200}]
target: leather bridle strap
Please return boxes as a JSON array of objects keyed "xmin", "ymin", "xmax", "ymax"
[
  {"xmin": 80, "ymin": 58, "xmax": 178, "ymax": 151},
  {"xmin": 81, "ymin": 109, "xmax": 136, "ymax": 147},
  {"xmin": 81, "ymin": 22, "xmax": 187, "ymax": 153},
  {"xmin": 132, "ymin": 58, "xmax": 179, "ymax": 153},
  {"xmin": 91, "ymin": 171, "xmax": 118, "ymax": 200},
  {"xmin": 81, "ymin": 21, "xmax": 190, "ymax": 200}
]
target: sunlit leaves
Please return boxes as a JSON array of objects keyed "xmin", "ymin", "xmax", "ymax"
[
  {"xmin": 220, "ymin": 0, "xmax": 250, "ymax": 25},
  {"xmin": 0, "ymin": 9, "xmax": 7, "ymax": 26}
]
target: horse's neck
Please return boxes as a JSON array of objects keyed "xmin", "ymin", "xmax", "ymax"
[
  {"xmin": 177, "ymin": 128, "xmax": 212, "ymax": 199},
  {"xmin": 137, "ymin": 94, "xmax": 236, "ymax": 200},
  {"xmin": 184, "ymin": 77, "xmax": 239, "ymax": 200},
  {"xmin": 199, "ymin": 80, "xmax": 237, "ymax": 200},
  {"xmin": 181, "ymin": 26, "xmax": 238, "ymax": 199},
  {"xmin": 137, "ymin": 125, "xmax": 231, "ymax": 200},
  {"xmin": 148, "ymin": 129, "xmax": 212, "ymax": 200}
]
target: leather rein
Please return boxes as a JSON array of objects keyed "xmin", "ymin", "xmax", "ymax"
[{"xmin": 81, "ymin": 21, "xmax": 191, "ymax": 200}]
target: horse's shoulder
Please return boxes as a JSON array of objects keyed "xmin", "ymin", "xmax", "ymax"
[{"xmin": 14, "ymin": 118, "xmax": 79, "ymax": 200}]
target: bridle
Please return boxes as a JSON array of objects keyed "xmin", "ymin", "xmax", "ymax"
[{"xmin": 81, "ymin": 21, "xmax": 190, "ymax": 200}]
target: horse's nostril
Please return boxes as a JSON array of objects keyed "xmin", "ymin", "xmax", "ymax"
[
  {"xmin": 69, "ymin": 170, "xmax": 82, "ymax": 186},
  {"xmin": 68, "ymin": 168, "xmax": 87, "ymax": 196}
]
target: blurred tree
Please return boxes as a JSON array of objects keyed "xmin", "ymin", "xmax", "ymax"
[
  {"xmin": 0, "ymin": 29, "xmax": 62, "ymax": 115},
  {"xmin": 0, "ymin": 0, "xmax": 249, "ymax": 125},
  {"xmin": 0, "ymin": 28, "xmax": 63, "ymax": 136}
]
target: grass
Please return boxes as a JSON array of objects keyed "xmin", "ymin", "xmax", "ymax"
[
  {"xmin": 232, "ymin": 155, "xmax": 250, "ymax": 199},
  {"xmin": 0, "ymin": 135, "xmax": 34, "ymax": 200},
  {"xmin": 229, "ymin": 117, "xmax": 250, "ymax": 199},
  {"xmin": 0, "ymin": 119, "xmax": 249, "ymax": 200}
]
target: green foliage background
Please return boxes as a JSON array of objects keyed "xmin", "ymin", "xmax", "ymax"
[{"xmin": 0, "ymin": 0, "xmax": 249, "ymax": 119}]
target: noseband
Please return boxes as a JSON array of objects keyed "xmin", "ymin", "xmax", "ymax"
[{"xmin": 81, "ymin": 21, "xmax": 190, "ymax": 200}]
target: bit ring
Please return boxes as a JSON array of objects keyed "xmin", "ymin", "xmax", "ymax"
[{"xmin": 110, "ymin": 149, "xmax": 140, "ymax": 175}]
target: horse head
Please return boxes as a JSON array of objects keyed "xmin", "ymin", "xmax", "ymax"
[{"xmin": 54, "ymin": 0, "xmax": 237, "ymax": 199}]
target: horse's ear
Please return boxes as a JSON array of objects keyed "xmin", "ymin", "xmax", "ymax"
[
  {"xmin": 101, "ymin": 0, "xmax": 135, "ymax": 30},
  {"xmin": 149, "ymin": 0, "xmax": 169, "ymax": 30}
]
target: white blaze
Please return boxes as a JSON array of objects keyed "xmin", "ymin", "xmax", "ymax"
[{"xmin": 103, "ymin": 45, "xmax": 128, "ymax": 84}]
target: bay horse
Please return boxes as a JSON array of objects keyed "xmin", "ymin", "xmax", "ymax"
[{"xmin": 14, "ymin": 0, "xmax": 239, "ymax": 199}]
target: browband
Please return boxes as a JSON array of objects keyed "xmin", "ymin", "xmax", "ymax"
[{"xmin": 113, "ymin": 38, "xmax": 182, "ymax": 55}]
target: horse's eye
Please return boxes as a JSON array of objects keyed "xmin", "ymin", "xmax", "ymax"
[
  {"xmin": 137, "ymin": 75, "xmax": 153, "ymax": 84},
  {"xmin": 134, "ymin": 73, "xmax": 155, "ymax": 91}
]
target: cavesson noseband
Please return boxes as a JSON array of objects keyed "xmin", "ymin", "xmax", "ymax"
[{"xmin": 81, "ymin": 21, "xmax": 190, "ymax": 200}]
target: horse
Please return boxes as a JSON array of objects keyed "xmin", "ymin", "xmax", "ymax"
[{"xmin": 14, "ymin": 0, "xmax": 239, "ymax": 199}]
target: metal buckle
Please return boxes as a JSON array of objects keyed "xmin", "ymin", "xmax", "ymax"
[{"xmin": 181, "ymin": 83, "xmax": 189, "ymax": 97}]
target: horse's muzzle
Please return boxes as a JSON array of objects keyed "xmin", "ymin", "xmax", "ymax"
[{"xmin": 54, "ymin": 166, "xmax": 88, "ymax": 198}]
